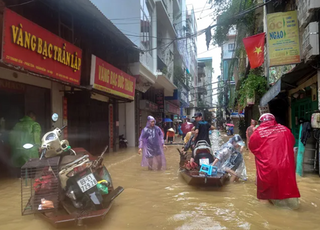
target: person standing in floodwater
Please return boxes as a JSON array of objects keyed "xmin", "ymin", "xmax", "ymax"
[
  {"xmin": 138, "ymin": 116, "xmax": 167, "ymax": 170},
  {"xmin": 249, "ymin": 113, "xmax": 300, "ymax": 209},
  {"xmin": 246, "ymin": 119, "xmax": 257, "ymax": 151}
]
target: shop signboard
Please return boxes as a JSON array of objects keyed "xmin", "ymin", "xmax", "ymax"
[
  {"xmin": 140, "ymin": 100, "xmax": 158, "ymax": 113},
  {"xmin": 2, "ymin": 8, "xmax": 82, "ymax": 85},
  {"xmin": 90, "ymin": 55, "xmax": 136, "ymax": 100},
  {"xmin": 259, "ymin": 105, "xmax": 270, "ymax": 115},
  {"xmin": 155, "ymin": 89, "xmax": 164, "ymax": 113},
  {"xmin": 267, "ymin": 11, "xmax": 301, "ymax": 66},
  {"xmin": 0, "ymin": 79, "xmax": 25, "ymax": 92},
  {"xmin": 165, "ymin": 101, "xmax": 180, "ymax": 114}
]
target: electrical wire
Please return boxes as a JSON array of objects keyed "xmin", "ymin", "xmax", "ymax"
[
  {"xmin": 199, "ymin": 0, "xmax": 209, "ymax": 19},
  {"xmin": 7, "ymin": 0, "xmax": 35, "ymax": 7},
  {"xmin": 107, "ymin": 5, "xmax": 214, "ymax": 21},
  {"xmin": 139, "ymin": 0, "xmax": 274, "ymax": 53}
]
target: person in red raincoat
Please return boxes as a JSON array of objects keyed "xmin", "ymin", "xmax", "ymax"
[{"xmin": 249, "ymin": 113, "xmax": 300, "ymax": 209}]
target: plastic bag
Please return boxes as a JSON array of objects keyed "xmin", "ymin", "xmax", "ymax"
[{"xmin": 38, "ymin": 198, "xmax": 54, "ymax": 210}]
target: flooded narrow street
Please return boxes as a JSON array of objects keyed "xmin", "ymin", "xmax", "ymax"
[{"xmin": 0, "ymin": 131, "xmax": 320, "ymax": 230}]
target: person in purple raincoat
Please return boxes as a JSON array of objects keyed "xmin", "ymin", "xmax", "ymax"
[{"xmin": 138, "ymin": 116, "xmax": 167, "ymax": 170}]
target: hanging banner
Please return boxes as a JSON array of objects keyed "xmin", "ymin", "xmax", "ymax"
[
  {"xmin": 109, "ymin": 104, "xmax": 114, "ymax": 149},
  {"xmin": 2, "ymin": 8, "xmax": 82, "ymax": 85},
  {"xmin": 63, "ymin": 97, "xmax": 68, "ymax": 139},
  {"xmin": 90, "ymin": 55, "xmax": 136, "ymax": 100},
  {"xmin": 155, "ymin": 89, "xmax": 164, "ymax": 113},
  {"xmin": 267, "ymin": 11, "xmax": 301, "ymax": 66}
]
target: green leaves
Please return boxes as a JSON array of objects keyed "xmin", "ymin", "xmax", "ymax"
[
  {"xmin": 237, "ymin": 69, "xmax": 267, "ymax": 108},
  {"xmin": 212, "ymin": 0, "xmax": 256, "ymax": 46}
]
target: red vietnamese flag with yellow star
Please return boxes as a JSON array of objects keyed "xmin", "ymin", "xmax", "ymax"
[{"xmin": 243, "ymin": 33, "xmax": 265, "ymax": 69}]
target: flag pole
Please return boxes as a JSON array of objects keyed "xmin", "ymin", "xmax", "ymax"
[{"xmin": 264, "ymin": 0, "xmax": 270, "ymax": 85}]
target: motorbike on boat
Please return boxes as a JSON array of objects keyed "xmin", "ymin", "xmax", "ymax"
[
  {"xmin": 179, "ymin": 140, "xmax": 229, "ymax": 187},
  {"xmin": 20, "ymin": 113, "xmax": 124, "ymax": 228}
]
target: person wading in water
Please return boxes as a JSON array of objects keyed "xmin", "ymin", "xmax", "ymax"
[{"xmin": 138, "ymin": 116, "xmax": 167, "ymax": 170}]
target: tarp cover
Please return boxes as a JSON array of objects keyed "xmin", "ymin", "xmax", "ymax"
[{"xmin": 249, "ymin": 119, "xmax": 300, "ymax": 200}]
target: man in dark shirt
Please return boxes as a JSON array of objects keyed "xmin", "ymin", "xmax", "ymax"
[{"xmin": 192, "ymin": 113, "xmax": 215, "ymax": 146}]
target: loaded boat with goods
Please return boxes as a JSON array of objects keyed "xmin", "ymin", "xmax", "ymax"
[
  {"xmin": 20, "ymin": 114, "xmax": 123, "ymax": 228},
  {"xmin": 178, "ymin": 141, "xmax": 229, "ymax": 187}
]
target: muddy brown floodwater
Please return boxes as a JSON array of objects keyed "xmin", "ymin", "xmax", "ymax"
[{"xmin": 0, "ymin": 131, "xmax": 320, "ymax": 230}]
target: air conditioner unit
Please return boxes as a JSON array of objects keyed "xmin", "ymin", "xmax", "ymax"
[
  {"xmin": 297, "ymin": 0, "xmax": 320, "ymax": 28},
  {"xmin": 302, "ymin": 22, "xmax": 319, "ymax": 62}
]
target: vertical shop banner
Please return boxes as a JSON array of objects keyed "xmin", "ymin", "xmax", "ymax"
[
  {"xmin": 155, "ymin": 89, "xmax": 164, "ymax": 113},
  {"xmin": 90, "ymin": 55, "xmax": 136, "ymax": 100},
  {"xmin": 63, "ymin": 97, "xmax": 68, "ymax": 139},
  {"xmin": 2, "ymin": 8, "xmax": 82, "ymax": 84},
  {"xmin": 267, "ymin": 11, "xmax": 301, "ymax": 66},
  {"xmin": 109, "ymin": 104, "xmax": 114, "ymax": 149}
]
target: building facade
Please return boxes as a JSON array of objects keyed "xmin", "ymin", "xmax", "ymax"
[
  {"xmin": 90, "ymin": 0, "xmax": 197, "ymax": 140},
  {"xmin": 259, "ymin": 0, "xmax": 320, "ymax": 176},
  {"xmin": 0, "ymin": 0, "xmax": 139, "ymax": 157}
]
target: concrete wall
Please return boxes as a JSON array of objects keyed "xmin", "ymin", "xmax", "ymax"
[
  {"xmin": 90, "ymin": 0, "xmax": 156, "ymax": 75},
  {"xmin": 51, "ymin": 82, "xmax": 64, "ymax": 130},
  {"xmin": 204, "ymin": 61, "xmax": 213, "ymax": 106},
  {"xmin": 89, "ymin": 0, "xmax": 141, "ymax": 46},
  {"xmin": 222, "ymin": 39, "xmax": 235, "ymax": 59},
  {"xmin": 118, "ymin": 103, "xmax": 126, "ymax": 136},
  {"xmin": 125, "ymin": 102, "xmax": 136, "ymax": 147}
]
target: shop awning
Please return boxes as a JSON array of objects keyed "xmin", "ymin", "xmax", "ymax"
[
  {"xmin": 281, "ymin": 62, "xmax": 316, "ymax": 91},
  {"xmin": 260, "ymin": 62, "xmax": 316, "ymax": 107},
  {"xmin": 260, "ymin": 79, "xmax": 281, "ymax": 107}
]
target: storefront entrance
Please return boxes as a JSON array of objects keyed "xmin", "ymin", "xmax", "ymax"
[
  {"xmin": 0, "ymin": 79, "xmax": 51, "ymax": 140},
  {"xmin": 0, "ymin": 79, "xmax": 51, "ymax": 175},
  {"xmin": 66, "ymin": 92, "xmax": 110, "ymax": 155},
  {"xmin": 291, "ymin": 97, "xmax": 318, "ymax": 144}
]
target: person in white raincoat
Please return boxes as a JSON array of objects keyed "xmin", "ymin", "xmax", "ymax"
[{"xmin": 212, "ymin": 134, "xmax": 247, "ymax": 182}]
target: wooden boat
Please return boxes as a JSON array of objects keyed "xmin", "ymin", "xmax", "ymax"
[
  {"xmin": 38, "ymin": 186, "xmax": 124, "ymax": 228},
  {"xmin": 22, "ymin": 147, "xmax": 124, "ymax": 228},
  {"xmin": 180, "ymin": 170, "xmax": 229, "ymax": 187},
  {"xmin": 177, "ymin": 143, "xmax": 229, "ymax": 187}
]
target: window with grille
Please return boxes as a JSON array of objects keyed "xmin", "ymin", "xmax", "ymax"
[
  {"xmin": 59, "ymin": 9, "xmax": 73, "ymax": 43},
  {"xmin": 228, "ymin": 43, "xmax": 235, "ymax": 51},
  {"xmin": 141, "ymin": 0, "xmax": 152, "ymax": 54}
]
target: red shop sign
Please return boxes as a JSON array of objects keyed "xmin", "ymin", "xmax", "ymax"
[
  {"xmin": 2, "ymin": 8, "xmax": 82, "ymax": 85},
  {"xmin": 90, "ymin": 55, "xmax": 136, "ymax": 100},
  {"xmin": 166, "ymin": 102, "xmax": 180, "ymax": 114}
]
